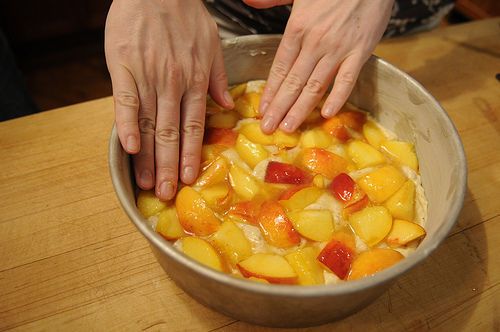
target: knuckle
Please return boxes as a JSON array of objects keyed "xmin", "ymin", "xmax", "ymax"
[
  {"xmin": 212, "ymin": 70, "xmax": 227, "ymax": 84},
  {"xmin": 115, "ymin": 91, "xmax": 139, "ymax": 110},
  {"xmin": 304, "ymin": 78, "xmax": 324, "ymax": 95},
  {"xmin": 191, "ymin": 70, "xmax": 208, "ymax": 88},
  {"xmin": 138, "ymin": 117, "xmax": 155, "ymax": 135},
  {"xmin": 166, "ymin": 63, "xmax": 182, "ymax": 81},
  {"xmin": 287, "ymin": 19, "xmax": 305, "ymax": 36},
  {"xmin": 156, "ymin": 165, "xmax": 178, "ymax": 178},
  {"xmin": 155, "ymin": 125, "xmax": 180, "ymax": 144},
  {"xmin": 182, "ymin": 119, "xmax": 204, "ymax": 138},
  {"xmin": 337, "ymin": 71, "xmax": 356, "ymax": 86},
  {"xmin": 283, "ymin": 74, "xmax": 303, "ymax": 94},
  {"xmin": 270, "ymin": 61, "xmax": 289, "ymax": 80}
]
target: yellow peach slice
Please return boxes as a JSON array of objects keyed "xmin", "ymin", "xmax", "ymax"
[
  {"xmin": 206, "ymin": 111, "xmax": 240, "ymax": 129},
  {"xmin": 287, "ymin": 210, "xmax": 334, "ymax": 242},
  {"xmin": 180, "ymin": 237, "xmax": 224, "ymax": 272},
  {"xmin": 235, "ymin": 134, "xmax": 269, "ymax": 168},
  {"xmin": 300, "ymin": 148, "xmax": 349, "ymax": 179},
  {"xmin": 258, "ymin": 201, "xmax": 301, "ymax": 248},
  {"xmin": 239, "ymin": 122, "xmax": 274, "ymax": 145},
  {"xmin": 201, "ymin": 144, "xmax": 228, "ymax": 163},
  {"xmin": 137, "ymin": 190, "xmax": 167, "ymax": 218},
  {"xmin": 195, "ymin": 157, "xmax": 229, "ymax": 187},
  {"xmin": 384, "ymin": 180, "xmax": 416, "ymax": 221},
  {"xmin": 237, "ymin": 253, "xmax": 297, "ymax": 284},
  {"xmin": 210, "ymin": 220, "xmax": 252, "ymax": 265},
  {"xmin": 348, "ymin": 248, "xmax": 404, "ymax": 280},
  {"xmin": 380, "ymin": 141, "xmax": 419, "ymax": 171},
  {"xmin": 273, "ymin": 129, "xmax": 300, "ymax": 148},
  {"xmin": 358, "ymin": 165, "xmax": 406, "ymax": 203},
  {"xmin": 199, "ymin": 182, "xmax": 233, "ymax": 213},
  {"xmin": 300, "ymin": 128, "xmax": 333, "ymax": 149},
  {"xmin": 285, "ymin": 247, "xmax": 325, "ymax": 285},
  {"xmin": 229, "ymin": 83, "xmax": 247, "ymax": 100},
  {"xmin": 228, "ymin": 164, "xmax": 261, "ymax": 200},
  {"xmin": 175, "ymin": 186, "xmax": 221, "ymax": 236},
  {"xmin": 156, "ymin": 206, "xmax": 185, "ymax": 240},
  {"xmin": 386, "ymin": 219, "xmax": 426, "ymax": 247},
  {"xmin": 349, "ymin": 206, "xmax": 393, "ymax": 247},
  {"xmin": 362, "ymin": 121, "xmax": 387, "ymax": 148},
  {"xmin": 234, "ymin": 92, "xmax": 260, "ymax": 118},
  {"xmin": 347, "ymin": 140, "xmax": 386, "ymax": 168},
  {"xmin": 279, "ymin": 186, "xmax": 323, "ymax": 211}
]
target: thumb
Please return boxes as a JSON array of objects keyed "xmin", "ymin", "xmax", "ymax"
[
  {"xmin": 208, "ymin": 45, "xmax": 234, "ymax": 109},
  {"xmin": 242, "ymin": 0, "xmax": 293, "ymax": 9}
]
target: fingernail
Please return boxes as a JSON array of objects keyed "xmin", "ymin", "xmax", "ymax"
[
  {"xmin": 183, "ymin": 166, "xmax": 195, "ymax": 183},
  {"xmin": 159, "ymin": 181, "xmax": 174, "ymax": 200},
  {"xmin": 140, "ymin": 169, "xmax": 153, "ymax": 187},
  {"xmin": 322, "ymin": 105, "xmax": 336, "ymax": 118},
  {"xmin": 281, "ymin": 118, "xmax": 294, "ymax": 132},
  {"xmin": 260, "ymin": 102, "xmax": 269, "ymax": 115},
  {"xmin": 224, "ymin": 90, "xmax": 234, "ymax": 107},
  {"xmin": 261, "ymin": 116, "xmax": 275, "ymax": 133},
  {"xmin": 126, "ymin": 135, "xmax": 139, "ymax": 152}
]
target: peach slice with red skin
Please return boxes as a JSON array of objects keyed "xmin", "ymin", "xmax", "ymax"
[
  {"xmin": 175, "ymin": 186, "xmax": 221, "ymax": 236},
  {"xmin": 264, "ymin": 161, "xmax": 312, "ymax": 185},
  {"xmin": 329, "ymin": 173, "xmax": 356, "ymax": 202},
  {"xmin": 300, "ymin": 148, "xmax": 349, "ymax": 179},
  {"xmin": 238, "ymin": 253, "xmax": 298, "ymax": 284},
  {"xmin": 227, "ymin": 200, "xmax": 263, "ymax": 225},
  {"xmin": 317, "ymin": 231, "xmax": 356, "ymax": 280},
  {"xmin": 258, "ymin": 201, "xmax": 301, "ymax": 248},
  {"xmin": 204, "ymin": 128, "xmax": 238, "ymax": 147},
  {"xmin": 348, "ymin": 248, "xmax": 404, "ymax": 280},
  {"xmin": 322, "ymin": 110, "xmax": 367, "ymax": 142}
]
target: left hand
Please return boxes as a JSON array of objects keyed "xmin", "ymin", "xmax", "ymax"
[{"xmin": 243, "ymin": 0, "xmax": 394, "ymax": 134}]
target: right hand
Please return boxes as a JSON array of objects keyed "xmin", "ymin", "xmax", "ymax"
[{"xmin": 105, "ymin": 0, "xmax": 234, "ymax": 201}]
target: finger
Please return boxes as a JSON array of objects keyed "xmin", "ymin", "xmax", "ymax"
[
  {"xmin": 208, "ymin": 44, "xmax": 234, "ymax": 109},
  {"xmin": 180, "ymin": 72, "xmax": 209, "ymax": 185},
  {"xmin": 109, "ymin": 64, "xmax": 140, "ymax": 154},
  {"xmin": 132, "ymin": 85, "xmax": 157, "ymax": 190},
  {"xmin": 242, "ymin": 0, "xmax": 293, "ymax": 9},
  {"xmin": 154, "ymin": 83, "xmax": 182, "ymax": 201},
  {"xmin": 321, "ymin": 55, "xmax": 365, "ymax": 118},
  {"xmin": 260, "ymin": 50, "xmax": 318, "ymax": 134},
  {"xmin": 279, "ymin": 56, "xmax": 338, "ymax": 132},
  {"xmin": 259, "ymin": 32, "xmax": 301, "ymax": 116}
]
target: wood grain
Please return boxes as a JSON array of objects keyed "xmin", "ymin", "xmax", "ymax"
[{"xmin": 1, "ymin": 18, "xmax": 499, "ymax": 331}]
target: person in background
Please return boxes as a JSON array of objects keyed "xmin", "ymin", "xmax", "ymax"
[{"xmin": 105, "ymin": 0, "xmax": 454, "ymax": 201}]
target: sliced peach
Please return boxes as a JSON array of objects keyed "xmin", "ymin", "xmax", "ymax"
[
  {"xmin": 287, "ymin": 209, "xmax": 334, "ymax": 242},
  {"xmin": 300, "ymin": 128, "xmax": 333, "ymax": 149},
  {"xmin": 235, "ymin": 134, "xmax": 269, "ymax": 168},
  {"xmin": 322, "ymin": 111, "xmax": 366, "ymax": 141},
  {"xmin": 380, "ymin": 141, "xmax": 419, "ymax": 171},
  {"xmin": 204, "ymin": 128, "xmax": 238, "ymax": 147},
  {"xmin": 206, "ymin": 111, "xmax": 240, "ymax": 129},
  {"xmin": 273, "ymin": 129, "xmax": 300, "ymax": 148},
  {"xmin": 137, "ymin": 190, "xmax": 167, "ymax": 218},
  {"xmin": 201, "ymin": 144, "xmax": 228, "ymax": 163},
  {"xmin": 248, "ymin": 276, "xmax": 270, "ymax": 284},
  {"xmin": 228, "ymin": 164, "xmax": 261, "ymax": 200},
  {"xmin": 362, "ymin": 121, "xmax": 387, "ymax": 148},
  {"xmin": 206, "ymin": 96, "xmax": 224, "ymax": 114},
  {"xmin": 195, "ymin": 156, "xmax": 229, "ymax": 187},
  {"xmin": 175, "ymin": 186, "xmax": 221, "ymax": 236},
  {"xmin": 239, "ymin": 122, "xmax": 274, "ymax": 145},
  {"xmin": 227, "ymin": 200, "xmax": 263, "ymax": 225},
  {"xmin": 329, "ymin": 173, "xmax": 356, "ymax": 202},
  {"xmin": 347, "ymin": 140, "xmax": 385, "ymax": 168},
  {"xmin": 279, "ymin": 184, "xmax": 310, "ymax": 200},
  {"xmin": 234, "ymin": 92, "xmax": 260, "ymax": 118},
  {"xmin": 348, "ymin": 248, "xmax": 404, "ymax": 280},
  {"xmin": 313, "ymin": 174, "xmax": 327, "ymax": 188},
  {"xmin": 180, "ymin": 237, "xmax": 224, "ymax": 272},
  {"xmin": 343, "ymin": 195, "xmax": 370, "ymax": 216},
  {"xmin": 279, "ymin": 186, "xmax": 323, "ymax": 211},
  {"xmin": 384, "ymin": 180, "xmax": 416, "ymax": 221},
  {"xmin": 199, "ymin": 182, "xmax": 233, "ymax": 213},
  {"xmin": 285, "ymin": 247, "xmax": 325, "ymax": 285},
  {"xmin": 358, "ymin": 165, "xmax": 406, "ymax": 203},
  {"xmin": 229, "ymin": 82, "xmax": 247, "ymax": 100},
  {"xmin": 237, "ymin": 253, "xmax": 298, "ymax": 284},
  {"xmin": 386, "ymin": 219, "xmax": 426, "ymax": 247},
  {"xmin": 264, "ymin": 161, "xmax": 312, "ymax": 185},
  {"xmin": 300, "ymin": 148, "xmax": 349, "ymax": 179},
  {"xmin": 349, "ymin": 206, "xmax": 393, "ymax": 247},
  {"xmin": 210, "ymin": 220, "xmax": 253, "ymax": 265},
  {"xmin": 317, "ymin": 238, "xmax": 355, "ymax": 280},
  {"xmin": 258, "ymin": 201, "xmax": 301, "ymax": 248},
  {"xmin": 156, "ymin": 206, "xmax": 185, "ymax": 240}
]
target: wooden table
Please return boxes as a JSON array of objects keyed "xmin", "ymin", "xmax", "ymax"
[{"xmin": 1, "ymin": 18, "xmax": 499, "ymax": 331}]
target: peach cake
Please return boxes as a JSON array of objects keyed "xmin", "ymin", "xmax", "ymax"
[{"xmin": 136, "ymin": 80, "xmax": 427, "ymax": 285}]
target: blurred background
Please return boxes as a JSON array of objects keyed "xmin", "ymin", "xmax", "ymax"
[{"xmin": 0, "ymin": 0, "xmax": 498, "ymax": 120}]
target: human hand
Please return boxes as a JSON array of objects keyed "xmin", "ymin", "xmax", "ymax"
[
  {"xmin": 105, "ymin": 0, "xmax": 233, "ymax": 200},
  {"xmin": 243, "ymin": 0, "xmax": 394, "ymax": 134}
]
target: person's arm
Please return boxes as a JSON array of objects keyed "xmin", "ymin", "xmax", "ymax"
[
  {"xmin": 243, "ymin": 0, "xmax": 394, "ymax": 134},
  {"xmin": 105, "ymin": 0, "xmax": 233, "ymax": 200}
]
